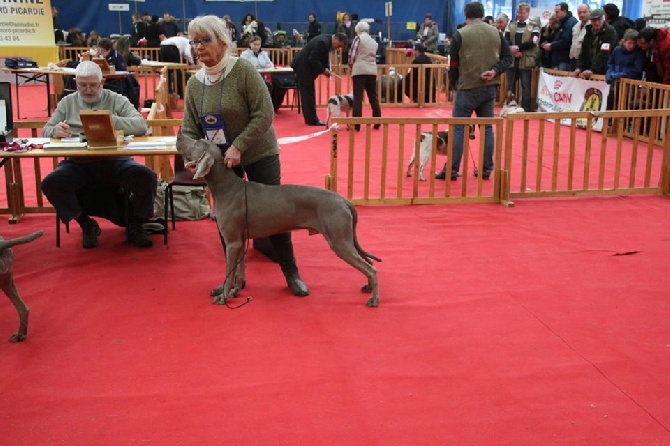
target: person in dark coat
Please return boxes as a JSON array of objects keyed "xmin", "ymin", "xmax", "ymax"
[
  {"xmin": 404, "ymin": 43, "xmax": 433, "ymax": 103},
  {"xmin": 573, "ymin": 9, "xmax": 619, "ymax": 78},
  {"xmin": 144, "ymin": 15, "xmax": 162, "ymax": 48},
  {"xmin": 542, "ymin": 2, "xmax": 577, "ymax": 70},
  {"xmin": 290, "ymin": 33, "xmax": 348, "ymax": 126},
  {"xmin": 603, "ymin": 3, "xmax": 634, "ymax": 41},
  {"xmin": 605, "ymin": 29, "xmax": 645, "ymax": 109},
  {"xmin": 306, "ymin": 12, "xmax": 321, "ymax": 42}
]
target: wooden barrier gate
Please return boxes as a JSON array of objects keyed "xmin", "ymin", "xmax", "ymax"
[{"xmin": 331, "ymin": 109, "xmax": 670, "ymax": 206}]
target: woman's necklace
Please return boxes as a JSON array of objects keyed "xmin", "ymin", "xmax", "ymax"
[{"xmin": 206, "ymin": 70, "xmax": 224, "ymax": 84}]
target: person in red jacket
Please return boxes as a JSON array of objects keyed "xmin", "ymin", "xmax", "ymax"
[{"xmin": 637, "ymin": 27, "xmax": 670, "ymax": 84}]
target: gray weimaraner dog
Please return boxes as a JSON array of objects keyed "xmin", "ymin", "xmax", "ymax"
[
  {"xmin": 176, "ymin": 134, "xmax": 381, "ymax": 307},
  {"xmin": 1, "ymin": 230, "xmax": 44, "ymax": 342}
]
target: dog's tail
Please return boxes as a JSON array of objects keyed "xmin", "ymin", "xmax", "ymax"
[
  {"xmin": 346, "ymin": 202, "xmax": 382, "ymax": 263},
  {"xmin": 0, "ymin": 230, "xmax": 44, "ymax": 251}
]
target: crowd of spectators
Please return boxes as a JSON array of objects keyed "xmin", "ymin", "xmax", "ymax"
[
  {"xmin": 51, "ymin": 4, "xmax": 668, "ymax": 106},
  {"xmin": 440, "ymin": 2, "xmax": 666, "ymax": 112}
]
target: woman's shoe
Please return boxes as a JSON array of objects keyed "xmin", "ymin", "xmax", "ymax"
[{"xmin": 285, "ymin": 272, "xmax": 309, "ymax": 296}]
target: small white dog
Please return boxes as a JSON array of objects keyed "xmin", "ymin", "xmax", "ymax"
[
  {"xmin": 325, "ymin": 93, "xmax": 354, "ymax": 129},
  {"xmin": 406, "ymin": 130, "xmax": 449, "ymax": 181},
  {"xmin": 499, "ymin": 92, "xmax": 526, "ymax": 117}
]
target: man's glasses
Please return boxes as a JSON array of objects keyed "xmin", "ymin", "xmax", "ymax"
[
  {"xmin": 76, "ymin": 82, "xmax": 102, "ymax": 90},
  {"xmin": 189, "ymin": 37, "xmax": 213, "ymax": 47}
]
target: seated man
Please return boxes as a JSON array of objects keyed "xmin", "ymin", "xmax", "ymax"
[{"xmin": 41, "ymin": 61, "xmax": 157, "ymax": 249}]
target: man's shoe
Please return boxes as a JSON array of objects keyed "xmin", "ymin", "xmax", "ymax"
[
  {"xmin": 127, "ymin": 223, "xmax": 153, "ymax": 248},
  {"xmin": 81, "ymin": 218, "xmax": 101, "ymax": 249},
  {"xmin": 473, "ymin": 169, "xmax": 491, "ymax": 180},
  {"xmin": 308, "ymin": 120, "xmax": 326, "ymax": 126},
  {"xmin": 285, "ymin": 272, "xmax": 309, "ymax": 297},
  {"xmin": 436, "ymin": 168, "xmax": 459, "ymax": 181}
]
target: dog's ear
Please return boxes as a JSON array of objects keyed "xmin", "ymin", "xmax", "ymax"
[
  {"xmin": 193, "ymin": 150, "xmax": 214, "ymax": 179},
  {"xmin": 176, "ymin": 133, "xmax": 198, "ymax": 159}
]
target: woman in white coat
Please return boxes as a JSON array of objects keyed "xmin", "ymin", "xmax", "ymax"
[{"xmin": 348, "ymin": 21, "xmax": 382, "ymax": 131}]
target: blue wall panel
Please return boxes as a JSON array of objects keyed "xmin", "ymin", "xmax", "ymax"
[{"xmin": 55, "ymin": 0, "xmax": 447, "ymax": 42}]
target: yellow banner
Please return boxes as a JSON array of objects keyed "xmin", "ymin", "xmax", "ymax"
[{"xmin": 0, "ymin": 0, "xmax": 58, "ymax": 65}]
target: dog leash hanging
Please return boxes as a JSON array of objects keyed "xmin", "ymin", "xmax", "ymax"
[{"xmin": 222, "ymin": 180, "xmax": 253, "ymax": 310}]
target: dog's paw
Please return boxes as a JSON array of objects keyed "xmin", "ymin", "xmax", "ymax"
[
  {"xmin": 210, "ymin": 283, "xmax": 225, "ymax": 297},
  {"xmin": 419, "ymin": 176, "xmax": 427, "ymax": 182},
  {"xmin": 212, "ymin": 293, "xmax": 228, "ymax": 305},
  {"xmin": 365, "ymin": 296, "xmax": 379, "ymax": 307},
  {"xmin": 10, "ymin": 332, "xmax": 26, "ymax": 343}
]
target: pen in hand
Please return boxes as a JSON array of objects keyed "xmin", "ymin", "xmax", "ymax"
[{"xmin": 58, "ymin": 120, "xmax": 72, "ymax": 138}]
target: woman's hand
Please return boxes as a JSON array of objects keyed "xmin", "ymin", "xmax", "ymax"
[
  {"xmin": 185, "ymin": 160, "xmax": 197, "ymax": 173},
  {"xmin": 224, "ymin": 145, "xmax": 241, "ymax": 169}
]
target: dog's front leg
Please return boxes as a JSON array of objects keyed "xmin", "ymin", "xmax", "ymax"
[
  {"xmin": 213, "ymin": 240, "xmax": 245, "ymax": 305},
  {"xmin": 1, "ymin": 276, "xmax": 29, "ymax": 342}
]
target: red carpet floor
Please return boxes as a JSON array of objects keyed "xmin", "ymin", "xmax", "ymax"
[{"xmin": 0, "ymin": 85, "xmax": 669, "ymax": 445}]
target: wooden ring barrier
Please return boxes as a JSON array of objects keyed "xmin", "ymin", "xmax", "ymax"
[
  {"xmin": 6, "ymin": 120, "xmax": 57, "ymax": 221},
  {"xmin": 330, "ymin": 109, "xmax": 670, "ymax": 206}
]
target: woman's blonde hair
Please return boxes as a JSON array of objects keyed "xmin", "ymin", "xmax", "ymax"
[{"xmin": 188, "ymin": 15, "xmax": 233, "ymax": 50}]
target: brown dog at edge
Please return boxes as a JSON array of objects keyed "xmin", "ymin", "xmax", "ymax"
[{"xmin": 1, "ymin": 230, "xmax": 44, "ymax": 342}]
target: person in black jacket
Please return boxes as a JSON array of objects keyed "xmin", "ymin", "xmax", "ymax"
[
  {"xmin": 144, "ymin": 15, "xmax": 162, "ymax": 48},
  {"xmin": 603, "ymin": 3, "xmax": 634, "ymax": 41},
  {"xmin": 404, "ymin": 43, "xmax": 433, "ymax": 103},
  {"xmin": 306, "ymin": 12, "xmax": 321, "ymax": 42},
  {"xmin": 290, "ymin": 33, "xmax": 347, "ymax": 126}
]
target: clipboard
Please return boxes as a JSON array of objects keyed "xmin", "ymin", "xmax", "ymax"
[
  {"xmin": 91, "ymin": 57, "xmax": 114, "ymax": 74},
  {"xmin": 80, "ymin": 109, "xmax": 123, "ymax": 148}
]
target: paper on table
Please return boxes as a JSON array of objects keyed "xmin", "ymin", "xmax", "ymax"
[
  {"xmin": 0, "ymin": 100, "xmax": 5, "ymax": 130},
  {"xmin": 23, "ymin": 138, "xmax": 51, "ymax": 145},
  {"xmin": 125, "ymin": 141, "xmax": 168, "ymax": 149},
  {"xmin": 42, "ymin": 141, "xmax": 88, "ymax": 150}
]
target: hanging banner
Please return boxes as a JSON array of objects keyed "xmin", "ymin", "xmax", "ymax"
[
  {"xmin": 0, "ymin": 0, "xmax": 58, "ymax": 65},
  {"xmin": 0, "ymin": 0, "xmax": 54, "ymax": 47},
  {"xmin": 537, "ymin": 69, "xmax": 609, "ymax": 132},
  {"xmin": 643, "ymin": 0, "xmax": 670, "ymax": 27}
]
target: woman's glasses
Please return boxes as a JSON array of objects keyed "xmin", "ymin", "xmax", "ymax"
[{"xmin": 189, "ymin": 37, "xmax": 213, "ymax": 47}]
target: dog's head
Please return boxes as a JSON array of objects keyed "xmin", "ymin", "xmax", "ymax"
[
  {"xmin": 420, "ymin": 130, "xmax": 449, "ymax": 155},
  {"xmin": 176, "ymin": 133, "xmax": 222, "ymax": 179},
  {"xmin": 500, "ymin": 92, "xmax": 525, "ymax": 117},
  {"xmin": 505, "ymin": 91, "xmax": 519, "ymax": 107}
]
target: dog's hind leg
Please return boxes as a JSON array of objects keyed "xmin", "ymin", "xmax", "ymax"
[
  {"xmin": 406, "ymin": 153, "xmax": 416, "ymax": 177},
  {"xmin": 418, "ymin": 150, "xmax": 431, "ymax": 182},
  {"xmin": 335, "ymin": 247, "xmax": 379, "ymax": 307},
  {"xmin": 1, "ymin": 275, "xmax": 28, "ymax": 342},
  {"xmin": 321, "ymin": 225, "xmax": 380, "ymax": 307}
]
